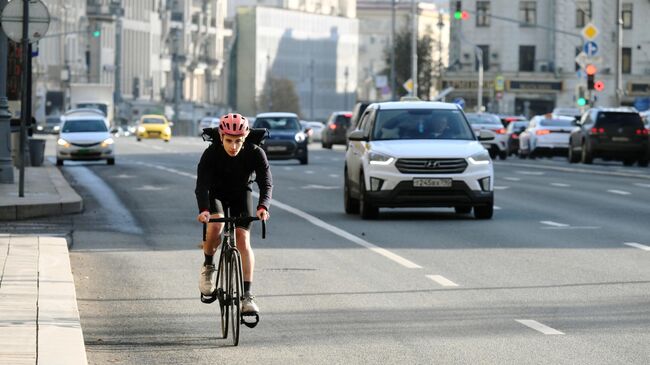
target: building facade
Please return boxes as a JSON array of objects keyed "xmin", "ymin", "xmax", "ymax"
[
  {"xmin": 444, "ymin": 0, "xmax": 650, "ymax": 116},
  {"xmin": 234, "ymin": 6, "xmax": 358, "ymax": 120}
]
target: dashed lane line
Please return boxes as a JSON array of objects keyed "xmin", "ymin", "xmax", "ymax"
[
  {"xmin": 623, "ymin": 242, "xmax": 650, "ymax": 251},
  {"xmin": 540, "ymin": 221, "xmax": 569, "ymax": 227},
  {"xmin": 550, "ymin": 183, "xmax": 571, "ymax": 187},
  {"xmin": 515, "ymin": 320, "xmax": 564, "ymax": 335},
  {"xmin": 494, "ymin": 186, "xmax": 509, "ymax": 190},
  {"xmin": 503, "ymin": 177, "xmax": 521, "ymax": 181},
  {"xmin": 633, "ymin": 183, "xmax": 650, "ymax": 188},
  {"xmin": 607, "ymin": 189, "xmax": 631, "ymax": 195},
  {"xmin": 426, "ymin": 275, "xmax": 459, "ymax": 287}
]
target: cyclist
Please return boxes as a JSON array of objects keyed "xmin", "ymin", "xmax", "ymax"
[{"xmin": 195, "ymin": 113, "xmax": 272, "ymax": 315}]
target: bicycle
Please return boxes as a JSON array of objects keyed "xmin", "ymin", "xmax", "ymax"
[{"xmin": 201, "ymin": 211, "xmax": 266, "ymax": 346}]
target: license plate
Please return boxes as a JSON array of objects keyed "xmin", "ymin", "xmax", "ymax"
[
  {"xmin": 77, "ymin": 149, "xmax": 90, "ymax": 154},
  {"xmin": 413, "ymin": 178, "xmax": 452, "ymax": 188},
  {"xmin": 612, "ymin": 136, "xmax": 629, "ymax": 142},
  {"xmin": 267, "ymin": 146, "xmax": 287, "ymax": 152}
]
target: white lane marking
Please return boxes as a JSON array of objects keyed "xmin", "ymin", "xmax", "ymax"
[
  {"xmin": 551, "ymin": 183, "xmax": 571, "ymax": 187},
  {"xmin": 503, "ymin": 177, "xmax": 521, "ymax": 181},
  {"xmin": 516, "ymin": 320, "xmax": 564, "ymax": 335},
  {"xmin": 114, "ymin": 174, "xmax": 135, "ymax": 179},
  {"xmin": 516, "ymin": 171, "xmax": 544, "ymax": 176},
  {"xmin": 302, "ymin": 184, "xmax": 338, "ymax": 190},
  {"xmin": 634, "ymin": 183, "xmax": 650, "ymax": 188},
  {"xmin": 494, "ymin": 186, "xmax": 509, "ymax": 190},
  {"xmin": 607, "ymin": 189, "xmax": 631, "ymax": 195},
  {"xmin": 426, "ymin": 275, "xmax": 458, "ymax": 287},
  {"xmin": 329, "ymin": 174, "xmax": 340, "ymax": 178},
  {"xmin": 623, "ymin": 242, "xmax": 650, "ymax": 251},
  {"xmin": 135, "ymin": 185, "xmax": 166, "ymax": 191},
  {"xmin": 305, "ymin": 170, "xmax": 315, "ymax": 174},
  {"xmin": 283, "ymin": 167, "xmax": 293, "ymax": 171},
  {"xmin": 330, "ymin": 158, "xmax": 340, "ymax": 162},
  {"xmin": 135, "ymin": 161, "xmax": 422, "ymax": 269},
  {"xmin": 502, "ymin": 161, "xmax": 650, "ymax": 180},
  {"xmin": 494, "ymin": 206, "xmax": 502, "ymax": 210},
  {"xmin": 540, "ymin": 221, "xmax": 569, "ymax": 227}
]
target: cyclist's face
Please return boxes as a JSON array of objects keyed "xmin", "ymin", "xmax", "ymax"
[{"xmin": 221, "ymin": 134, "xmax": 246, "ymax": 156}]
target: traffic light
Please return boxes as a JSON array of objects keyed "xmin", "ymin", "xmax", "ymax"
[
  {"xmin": 594, "ymin": 81, "xmax": 604, "ymax": 92},
  {"xmin": 576, "ymin": 85, "xmax": 587, "ymax": 106},
  {"xmin": 91, "ymin": 24, "xmax": 101, "ymax": 38},
  {"xmin": 454, "ymin": 1, "xmax": 469, "ymax": 20},
  {"xmin": 585, "ymin": 64, "xmax": 596, "ymax": 90}
]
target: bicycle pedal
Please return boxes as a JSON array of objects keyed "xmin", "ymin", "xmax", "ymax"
[
  {"xmin": 200, "ymin": 293, "xmax": 218, "ymax": 304},
  {"xmin": 241, "ymin": 312, "xmax": 259, "ymax": 328}
]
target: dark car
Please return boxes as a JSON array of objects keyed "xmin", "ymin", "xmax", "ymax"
[
  {"xmin": 505, "ymin": 120, "xmax": 529, "ymax": 155},
  {"xmin": 568, "ymin": 107, "xmax": 649, "ymax": 166},
  {"xmin": 254, "ymin": 112, "xmax": 309, "ymax": 165},
  {"xmin": 345, "ymin": 102, "xmax": 370, "ymax": 142},
  {"xmin": 321, "ymin": 111, "xmax": 352, "ymax": 148},
  {"xmin": 38, "ymin": 115, "xmax": 62, "ymax": 134}
]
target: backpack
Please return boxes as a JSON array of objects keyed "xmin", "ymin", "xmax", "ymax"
[{"xmin": 201, "ymin": 127, "xmax": 269, "ymax": 147}]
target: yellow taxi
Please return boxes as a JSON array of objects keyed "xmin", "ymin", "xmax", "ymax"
[{"xmin": 136, "ymin": 114, "xmax": 172, "ymax": 142}]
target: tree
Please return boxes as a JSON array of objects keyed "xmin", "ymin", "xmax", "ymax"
[
  {"xmin": 257, "ymin": 76, "xmax": 302, "ymax": 116},
  {"xmin": 383, "ymin": 28, "xmax": 434, "ymax": 99}
]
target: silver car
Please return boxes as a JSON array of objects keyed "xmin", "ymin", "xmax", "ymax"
[{"xmin": 56, "ymin": 113, "xmax": 115, "ymax": 165}]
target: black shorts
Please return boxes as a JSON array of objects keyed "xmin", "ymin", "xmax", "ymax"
[{"xmin": 209, "ymin": 191, "xmax": 254, "ymax": 230}]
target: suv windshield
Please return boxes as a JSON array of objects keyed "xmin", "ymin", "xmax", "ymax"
[
  {"xmin": 255, "ymin": 117, "xmax": 300, "ymax": 131},
  {"xmin": 372, "ymin": 109, "xmax": 474, "ymax": 140},
  {"xmin": 596, "ymin": 112, "xmax": 643, "ymax": 128},
  {"xmin": 62, "ymin": 120, "xmax": 108, "ymax": 133}
]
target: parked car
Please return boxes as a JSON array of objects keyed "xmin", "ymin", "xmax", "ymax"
[
  {"xmin": 518, "ymin": 114, "xmax": 575, "ymax": 158},
  {"xmin": 56, "ymin": 111, "xmax": 114, "ymax": 165},
  {"xmin": 198, "ymin": 117, "xmax": 219, "ymax": 136},
  {"xmin": 552, "ymin": 107, "xmax": 582, "ymax": 122},
  {"xmin": 346, "ymin": 102, "xmax": 370, "ymax": 142},
  {"xmin": 136, "ymin": 114, "xmax": 172, "ymax": 142},
  {"xmin": 254, "ymin": 112, "xmax": 309, "ymax": 164},
  {"xmin": 465, "ymin": 112, "xmax": 508, "ymax": 160},
  {"xmin": 321, "ymin": 111, "xmax": 352, "ymax": 148},
  {"xmin": 300, "ymin": 120, "xmax": 324, "ymax": 143},
  {"xmin": 344, "ymin": 101, "xmax": 495, "ymax": 219},
  {"xmin": 505, "ymin": 120, "xmax": 529, "ymax": 156},
  {"xmin": 37, "ymin": 115, "xmax": 62, "ymax": 134},
  {"xmin": 568, "ymin": 107, "xmax": 649, "ymax": 166}
]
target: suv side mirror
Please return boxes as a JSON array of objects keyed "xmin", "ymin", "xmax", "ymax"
[
  {"xmin": 477, "ymin": 130, "xmax": 496, "ymax": 141},
  {"xmin": 348, "ymin": 130, "xmax": 368, "ymax": 141}
]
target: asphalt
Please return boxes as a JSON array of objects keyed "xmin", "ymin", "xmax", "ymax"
[{"xmin": 0, "ymin": 164, "xmax": 87, "ymax": 364}]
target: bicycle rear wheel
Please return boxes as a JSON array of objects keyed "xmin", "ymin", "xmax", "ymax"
[
  {"xmin": 229, "ymin": 249, "xmax": 243, "ymax": 346},
  {"xmin": 217, "ymin": 254, "xmax": 228, "ymax": 339}
]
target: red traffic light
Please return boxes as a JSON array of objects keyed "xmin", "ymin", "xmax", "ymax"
[
  {"xmin": 594, "ymin": 81, "xmax": 604, "ymax": 91},
  {"xmin": 585, "ymin": 64, "xmax": 597, "ymax": 75}
]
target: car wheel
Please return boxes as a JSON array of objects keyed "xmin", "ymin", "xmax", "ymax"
[
  {"xmin": 568, "ymin": 144, "xmax": 579, "ymax": 163},
  {"xmin": 498, "ymin": 150, "xmax": 507, "ymax": 160},
  {"xmin": 322, "ymin": 142, "xmax": 332, "ymax": 149},
  {"xmin": 359, "ymin": 172, "xmax": 378, "ymax": 220},
  {"xmin": 638, "ymin": 159, "xmax": 649, "ymax": 168},
  {"xmin": 164, "ymin": 139, "xmax": 169, "ymax": 143},
  {"xmin": 474, "ymin": 203, "xmax": 493, "ymax": 219},
  {"xmin": 344, "ymin": 170, "xmax": 360, "ymax": 214},
  {"xmin": 454, "ymin": 206, "xmax": 472, "ymax": 215},
  {"xmin": 581, "ymin": 141, "xmax": 593, "ymax": 164},
  {"xmin": 488, "ymin": 149, "xmax": 497, "ymax": 159},
  {"xmin": 623, "ymin": 159, "xmax": 635, "ymax": 167},
  {"xmin": 56, "ymin": 158, "xmax": 63, "ymax": 166},
  {"xmin": 137, "ymin": 138, "xmax": 141, "ymax": 142},
  {"xmin": 107, "ymin": 158, "xmax": 115, "ymax": 165}
]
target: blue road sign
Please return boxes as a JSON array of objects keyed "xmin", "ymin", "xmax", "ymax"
[
  {"xmin": 583, "ymin": 41, "xmax": 598, "ymax": 56},
  {"xmin": 453, "ymin": 97, "xmax": 465, "ymax": 109}
]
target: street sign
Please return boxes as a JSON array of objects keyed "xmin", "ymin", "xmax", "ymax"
[
  {"xmin": 0, "ymin": 0, "xmax": 51, "ymax": 43},
  {"xmin": 582, "ymin": 23, "xmax": 599, "ymax": 40},
  {"xmin": 453, "ymin": 97, "xmax": 465, "ymax": 109},
  {"xmin": 575, "ymin": 52, "xmax": 589, "ymax": 69},
  {"xmin": 583, "ymin": 41, "xmax": 598, "ymax": 56},
  {"xmin": 403, "ymin": 78, "xmax": 413, "ymax": 93},
  {"xmin": 494, "ymin": 76, "xmax": 505, "ymax": 92}
]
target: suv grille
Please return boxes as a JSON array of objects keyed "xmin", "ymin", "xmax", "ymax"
[{"xmin": 395, "ymin": 158, "xmax": 468, "ymax": 174}]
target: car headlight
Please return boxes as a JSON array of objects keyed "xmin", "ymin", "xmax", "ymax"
[
  {"xmin": 53, "ymin": 125, "xmax": 60, "ymax": 131},
  {"xmin": 295, "ymin": 132, "xmax": 306, "ymax": 143},
  {"xmin": 468, "ymin": 151, "xmax": 491, "ymax": 165},
  {"xmin": 101, "ymin": 138, "xmax": 114, "ymax": 148},
  {"xmin": 368, "ymin": 151, "xmax": 394, "ymax": 165},
  {"xmin": 138, "ymin": 126, "xmax": 146, "ymax": 133},
  {"xmin": 37, "ymin": 125, "xmax": 43, "ymax": 131},
  {"xmin": 57, "ymin": 138, "xmax": 70, "ymax": 148},
  {"xmin": 164, "ymin": 127, "xmax": 171, "ymax": 134}
]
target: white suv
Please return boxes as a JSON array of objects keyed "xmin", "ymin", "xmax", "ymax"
[{"xmin": 344, "ymin": 101, "xmax": 495, "ymax": 219}]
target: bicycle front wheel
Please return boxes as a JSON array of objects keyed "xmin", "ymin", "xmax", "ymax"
[
  {"xmin": 217, "ymin": 253, "xmax": 228, "ymax": 339},
  {"xmin": 229, "ymin": 249, "xmax": 243, "ymax": 346}
]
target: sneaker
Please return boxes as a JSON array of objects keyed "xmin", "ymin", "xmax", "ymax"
[
  {"xmin": 199, "ymin": 264, "xmax": 216, "ymax": 295},
  {"xmin": 241, "ymin": 292, "xmax": 259, "ymax": 313}
]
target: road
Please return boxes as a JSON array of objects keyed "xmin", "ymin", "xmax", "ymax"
[{"xmin": 12, "ymin": 135, "xmax": 650, "ymax": 364}]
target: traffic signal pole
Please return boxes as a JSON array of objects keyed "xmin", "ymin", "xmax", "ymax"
[{"xmin": 0, "ymin": 0, "xmax": 14, "ymax": 184}]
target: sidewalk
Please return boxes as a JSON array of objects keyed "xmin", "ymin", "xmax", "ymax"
[{"xmin": 0, "ymin": 165, "xmax": 87, "ymax": 364}]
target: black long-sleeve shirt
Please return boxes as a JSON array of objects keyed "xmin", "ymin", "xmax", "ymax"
[{"xmin": 195, "ymin": 142, "xmax": 273, "ymax": 212}]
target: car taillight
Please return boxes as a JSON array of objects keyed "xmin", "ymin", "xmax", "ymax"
[
  {"xmin": 343, "ymin": 113, "xmax": 353, "ymax": 118},
  {"xmin": 536, "ymin": 129, "xmax": 551, "ymax": 135},
  {"xmin": 495, "ymin": 128, "xmax": 506, "ymax": 134},
  {"xmin": 329, "ymin": 124, "xmax": 337, "ymax": 130},
  {"xmin": 590, "ymin": 127, "xmax": 605, "ymax": 134},
  {"xmin": 512, "ymin": 134, "xmax": 519, "ymax": 139},
  {"xmin": 635, "ymin": 129, "xmax": 649, "ymax": 135}
]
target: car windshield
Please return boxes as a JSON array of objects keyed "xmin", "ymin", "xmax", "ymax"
[
  {"xmin": 46, "ymin": 117, "xmax": 60, "ymax": 124},
  {"xmin": 142, "ymin": 118, "xmax": 165, "ymax": 124},
  {"xmin": 597, "ymin": 112, "xmax": 643, "ymax": 127},
  {"xmin": 255, "ymin": 117, "xmax": 300, "ymax": 131},
  {"xmin": 466, "ymin": 113, "xmax": 502, "ymax": 125},
  {"xmin": 62, "ymin": 120, "xmax": 107, "ymax": 133},
  {"xmin": 540, "ymin": 119, "xmax": 574, "ymax": 127},
  {"xmin": 372, "ymin": 109, "xmax": 474, "ymax": 141},
  {"xmin": 334, "ymin": 115, "xmax": 351, "ymax": 126}
]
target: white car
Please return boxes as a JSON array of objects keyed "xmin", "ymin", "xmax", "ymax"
[
  {"xmin": 198, "ymin": 117, "xmax": 219, "ymax": 136},
  {"xmin": 518, "ymin": 114, "xmax": 575, "ymax": 158},
  {"xmin": 345, "ymin": 101, "xmax": 495, "ymax": 220},
  {"xmin": 56, "ymin": 111, "xmax": 115, "ymax": 165},
  {"xmin": 465, "ymin": 113, "xmax": 508, "ymax": 160},
  {"xmin": 300, "ymin": 120, "xmax": 325, "ymax": 142}
]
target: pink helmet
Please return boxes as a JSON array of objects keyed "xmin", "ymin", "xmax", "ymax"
[{"xmin": 219, "ymin": 113, "xmax": 249, "ymax": 136}]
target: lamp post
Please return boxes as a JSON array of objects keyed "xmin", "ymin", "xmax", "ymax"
[{"xmin": 0, "ymin": 0, "xmax": 14, "ymax": 184}]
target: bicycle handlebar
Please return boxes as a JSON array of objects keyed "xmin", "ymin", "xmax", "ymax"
[{"xmin": 202, "ymin": 216, "xmax": 266, "ymax": 242}]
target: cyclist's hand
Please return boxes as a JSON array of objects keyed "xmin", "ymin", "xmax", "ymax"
[
  {"xmin": 197, "ymin": 211, "xmax": 210, "ymax": 223},
  {"xmin": 256, "ymin": 208, "xmax": 269, "ymax": 221}
]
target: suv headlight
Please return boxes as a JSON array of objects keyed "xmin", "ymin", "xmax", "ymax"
[
  {"xmin": 101, "ymin": 138, "xmax": 114, "ymax": 148},
  {"xmin": 368, "ymin": 151, "xmax": 394, "ymax": 165},
  {"xmin": 295, "ymin": 132, "xmax": 306, "ymax": 143},
  {"xmin": 468, "ymin": 151, "xmax": 491, "ymax": 165},
  {"xmin": 57, "ymin": 138, "xmax": 70, "ymax": 148}
]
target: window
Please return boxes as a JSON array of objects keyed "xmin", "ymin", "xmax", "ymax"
[
  {"xmin": 476, "ymin": 45, "xmax": 490, "ymax": 72},
  {"xmin": 519, "ymin": 1, "xmax": 536, "ymax": 26},
  {"xmin": 519, "ymin": 46, "xmax": 535, "ymax": 72},
  {"xmin": 622, "ymin": 3, "xmax": 632, "ymax": 29},
  {"xmin": 622, "ymin": 47, "xmax": 631, "ymax": 74},
  {"xmin": 476, "ymin": 2, "xmax": 490, "ymax": 27},
  {"xmin": 575, "ymin": 1, "xmax": 591, "ymax": 28}
]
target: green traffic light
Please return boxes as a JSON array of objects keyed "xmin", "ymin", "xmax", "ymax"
[
  {"xmin": 454, "ymin": 11, "xmax": 462, "ymax": 19},
  {"xmin": 577, "ymin": 98, "xmax": 587, "ymax": 106},
  {"xmin": 92, "ymin": 30, "xmax": 101, "ymax": 37}
]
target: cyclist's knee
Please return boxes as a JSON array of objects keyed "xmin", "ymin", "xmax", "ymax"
[{"xmin": 235, "ymin": 228, "xmax": 251, "ymax": 251}]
